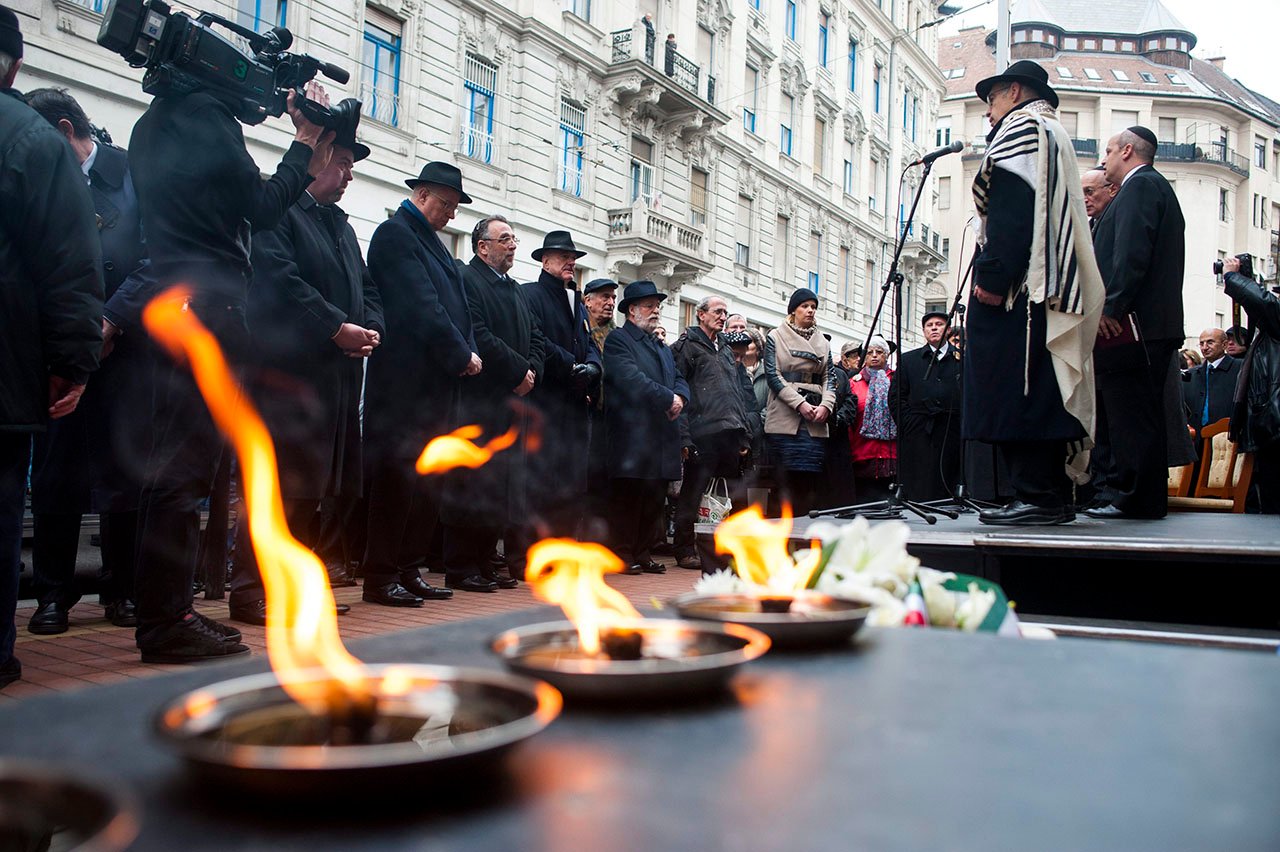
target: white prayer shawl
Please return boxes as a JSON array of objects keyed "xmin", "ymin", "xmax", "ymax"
[{"xmin": 974, "ymin": 101, "xmax": 1105, "ymax": 479}]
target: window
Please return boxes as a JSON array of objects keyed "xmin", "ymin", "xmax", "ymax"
[
  {"xmin": 564, "ymin": 0, "xmax": 590, "ymax": 20},
  {"xmin": 744, "ymin": 65, "xmax": 759, "ymax": 133},
  {"xmin": 1139, "ymin": 71, "xmax": 1157, "ymax": 83},
  {"xmin": 785, "ymin": 0, "xmax": 797, "ymax": 40},
  {"xmin": 736, "ymin": 195, "xmax": 753, "ymax": 267},
  {"xmin": 813, "ymin": 116, "xmax": 826, "ymax": 175},
  {"xmin": 1167, "ymin": 73, "xmax": 1186, "ymax": 85},
  {"xmin": 362, "ymin": 9, "xmax": 402, "ymax": 128},
  {"xmin": 1253, "ymin": 193, "xmax": 1261, "ymax": 227},
  {"xmin": 1255, "ymin": 136, "xmax": 1267, "ymax": 169},
  {"xmin": 462, "ymin": 52, "xmax": 497, "ymax": 162},
  {"xmin": 839, "ymin": 246, "xmax": 852, "ymax": 305},
  {"xmin": 936, "ymin": 117, "xmax": 951, "ymax": 147},
  {"xmin": 909, "ymin": 93, "xmax": 918, "ymax": 142},
  {"xmin": 1063, "ymin": 36, "xmax": 1077, "ymax": 50},
  {"xmin": 938, "ymin": 175, "xmax": 951, "ymax": 210},
  {"xmin": 776, "ymin": 215, "xmax": 791, "ymax": 279},
  {"xmin": 941, "ymin": 238, "xmax": 950, "ymax": 268},
  {"xmin": 848, "ymin": 39, "xmax": 858, "ymax": 90},
  {"xmin": 873, "ymin": 63, "xmax": 882, "ymax": 113},
  {"xmin": 946, "ymin": 67, "xmax": 966, "ymax": 79},
  {"xmin": 843, "ymin": 140, "xmax": 855, "ymax": 195},
  {"xmin": 238, "ymin": 0, "xmax": 286, "ymax": 33},
  {"xmin": 808, "ymin": 232, "xmax": 822, "ymax": 293},
  {"xmin": 780, "ymin": 94, "xmax": 794, "ymax": 157},
  {"xmin": 1102, "ymin": 38, "xmax": 1116, "ymax": 51},
  {"xmin": 818, "ymin": 12, "xmax": 829, "ymax": 66},
  {"xmin": 1219, "ymin": 188, "xmax": 1229, "ymax": 222},
  {"xmin": 558, "ymin": 98, "xmax": 586, "ymax": 197},
  {"xmin": 1111, "ymin": 110, "xmax": 1138, "ymax": 135},
  {"xmin": 869, "ymin": 155, "xmax": 883, "ymax": 210},
  {"xmin": 1056, "ymin": 66, "xmax": 1073, "ymax": 79},
  {"xmin": 1059, "ymin": 110, "xmax": 1078, "ymax": 137},
  {"xmin": 690, "ymin": 167, "xmax": 708, "ymax": 227},
  {"xmin": 750, "ymin": 0, "xmax": 760, "ymax": 8},
  {"xmin": 865, "ymin": 259, "xmax": 876, "ymax": 312},
  {"xmin": 1083, "ymin": 68, "xmax": 1102, "ymax": 81},
  {"xmin": 1158, "ymin": 117, "xmax": 1176, "ymax": 142},
  {"xmin": 1111, "ymin": 69, "xmax": 1130, "ymax": 82},
  {"xmin": 630, "ymin": 137, "xmax": 655, "ymax": 204}
]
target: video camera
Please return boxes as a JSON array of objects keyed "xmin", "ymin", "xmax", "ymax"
[{"xmin": 96, "ymin": 0, "xmax": 355, "ymax": 129}]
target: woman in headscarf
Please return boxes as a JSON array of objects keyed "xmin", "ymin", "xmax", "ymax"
[
  {"xmin": 763, "ymin": 289, "xmax": 838, "ymax": 515},
  {"xmin": 849, "ymin": 335, "xmax": 897, "ymax": 502}
]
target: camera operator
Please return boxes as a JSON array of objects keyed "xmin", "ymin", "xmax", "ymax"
[
  {"xmin": 128, "ymin": 76, "xmax": 335, "ymax": 664},
  {"xmin": 1222, "ymin": 256, "xmax": 1280, "ymax": 514}
]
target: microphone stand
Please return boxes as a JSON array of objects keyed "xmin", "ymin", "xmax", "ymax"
[{"xmin": 811, "ymin": 159, "xmax": 958, "ymax": 525}]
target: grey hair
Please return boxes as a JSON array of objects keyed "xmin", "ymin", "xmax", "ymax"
[
  {"xmin": 1116, "ymin": 129, "xmax": 1155, "ymax": 163},
  {"xmin": 471, "ymin": 214, "xmax": 510, "ymax": 253},
  {"xmin": 0, "ymin": 53, "xmax": 13, "ymax": 81},
  {"xmin": 696, "ymin": 295, "xmax": 727, "ymax": 313}
]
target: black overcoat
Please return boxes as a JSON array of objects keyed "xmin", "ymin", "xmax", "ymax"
[
  {"xmin": 604, "ymin": 321, "xmax": 690, "ymax": 482},
  {"xmin": 891, "ymin": 344, "xmax": 963, "ymax": 501},
  {"xmin": 519, "ymin": 271, "xmax": 601, "ymax": 498},
  {"xmin": 1181, "ymin": 354, "xmax": 1238, "ymax": 435},
  {"xmin": 246, "ymin": 193, "xmax": 384, "ymax": 500},
  {"xmin": 363, "ymin": 203, "xmax": 475, "ymax": 461}
]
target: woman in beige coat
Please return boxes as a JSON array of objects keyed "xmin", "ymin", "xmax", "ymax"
[{"xmin": 763, "ymin": 289, "xmax": 839, "ymax": 514}]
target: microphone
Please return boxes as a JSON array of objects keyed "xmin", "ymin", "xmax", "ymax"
[{"xmin": 910, "ymin": 139, "xmax": 965, "ymax": 166}]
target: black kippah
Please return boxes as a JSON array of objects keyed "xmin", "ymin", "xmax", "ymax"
[
  {"xmin": 0, "ymin": 5, "xmax": 23, "ymax": 60},
  {"xmin": 1127, "ymin": 125, "xmax": 1157, "ymax": 148}
]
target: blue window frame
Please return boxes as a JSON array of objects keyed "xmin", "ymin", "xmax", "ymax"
[
  {"xmin": 750, "ymin": 0, "xmax": 761, "ymax": 8},
  {"xmin": 873, "ymin": 64, "xmax": 882, "ymax": 113},
  {"xmin": 237, "ymin": 0, "xmax": 286, "ymax": 33},
  {"xmin": 744, "ymin": 65, "xmax": 758, "ymax": 134},
  {"xmin": 463, "ymin": 53, "xmax": 497, "ymax": 163},
  {"xmin": 559, "ymin": 99, "xmax": 586, "ymax": 197},
  {"xmin": 780, "ymin": 94, "xmax": 793, "ymax": 156},
  {"xmin": 362, "ymin": 17, "xmax": 401, "ymax": 128},
  {"xmin": 785, "ymin": 0, "xmax": 797, "ymax": 40},
  {"xmin": 848, "ymin": 39, "xmax": 857, "ymax": 90},
  {"xmin": 818, "ymin": 13, "xmax": 829, "ymax": 66},
  {"xmin": 843, "ymin": 158, "xmax": 854, "ymax": 194}
]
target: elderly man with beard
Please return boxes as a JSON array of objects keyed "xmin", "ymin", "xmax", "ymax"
[
  {"xmin": 604, "ymin": 282, "xmax": 689, "ymax": 574},
  {"xmin": 227, "ymin": 115, "xmax": 384, "ymax": 624},
  {"xmin": 518, "ymin": 231, "xmax": 601, "ymax": 547}
]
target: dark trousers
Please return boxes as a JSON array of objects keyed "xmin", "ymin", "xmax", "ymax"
[
  {"xmin": 134, "ymin": 300, "xmax": 248, "ymax": 642},
  {"xmin": 362, "ymin": 453, "xmax": 438, "ymax": 586},
  {"xmin": 674, "ymin": 431, "xmax": 745, "ymax": 565},
  {"xmin": 316, "ymin": 493, "xmax": 366, "ymax": 570},
  {"xmin": 30, "ymin": 509, "xmax": 138, "ymax": 609},
  {"xmin": 229, "ymin": 498, "xmax": 319, "ymax": 608},
  {"xmin": 1096, "ymin": 340, "xmax": 1178, "ymax": 518},
  {"xmin": 443, "ymin": 524, "xmax": 501, "ymax": 583},
  {"xmin": 1000, "ymin": 440, "xmax": 1068, "ymax": 508},
  {"xmin": 1255, "ymin": 442, "xmax": 1280, "ymax": 515},
  {"xmin": 609, "ymin": 478, "xmax": 666, "ymax": 566},
  {"xmin": 0, "ymin": 434, "xmax": 31, "ymax": 666}
]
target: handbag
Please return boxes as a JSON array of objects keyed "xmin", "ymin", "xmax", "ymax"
[{"xmin": 698, "ymin": 477, "xmax": 733, "ymax": 524}]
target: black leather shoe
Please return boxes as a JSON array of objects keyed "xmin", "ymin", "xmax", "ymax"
[
  {"xmin": 335, "ymin": 603, "xmax": 350, "ymax": 616},
  {"xmin": 640, "ymin": 560, "xmax": 667, "ymax": 574},
  {"xmin": 979, "ymin": 501, "xmax": 1075, "ymax": 526},
  {"xmin": 193, "ymin": 611, "xmax": 242, "ymax": 643},
  {"xmin": 483, "ymin": 570, "xmax": 520, "ymax": 589},
  {"xmin": 326, "ymin": 563, "xmax": 358, "ymax": 588},
  {"xmin": 0, "ymin": 656, "xmax": 21, "ymax": 690},
  {"xmin": 675, "ymin": 554, "xmax": 702, "ymax": 570},
  {"xmin": 228, "ymin": 599, "xmax": 268, "ymax": 626},
  {"xmin": 621, "ymin": 563, "xmax": 644, "ymax": 576},
  {"xmin": 399, "ymin": 573, "xmax": 455, "ymax": 600},
  {"xmin": 138, "ymin": 614, "xmax": 251, "ymax": 664},
  {"xmin": 362, "ymin": 582, "xmax": 425, "ymax": 607},
  {"xmin": 445, "ymin": 574, "xmax": 499, "ymax": 593},
  {"xmin": 27, "ymin": 602, "xmax": 69, "ymax": 635},
  {"xmin": 1083, "ymin": 504, "xmax": 1126, "ymax": 519},
  {"xmin": 104, "ymin": 600, "xmax": 138, "ymax": 628}
]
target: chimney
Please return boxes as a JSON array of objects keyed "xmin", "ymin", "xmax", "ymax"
[{"xmin": 1207, "ymin": 56, "xmax": 1226, "ymax": 69}]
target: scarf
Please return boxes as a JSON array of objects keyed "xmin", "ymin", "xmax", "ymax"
[
  {"xmin": 858, "ymin": 368, "xmax": 896, "ymax": 441},
  {"xmin": 787, "ymin": 319, "xmax": 817, "ymax": 339}
]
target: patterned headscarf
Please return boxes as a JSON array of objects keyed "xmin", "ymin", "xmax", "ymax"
[{"xmin": 859, "ymin": 341, "xmax": 895, "ymax": 441}]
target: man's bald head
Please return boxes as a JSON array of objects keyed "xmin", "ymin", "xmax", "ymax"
[
  {"xmin": 1198, "ymin": 328, "xmax": 1226, "ymax": 362},
  {"xmin": 1081, "ymin": 167, "xmax": 1117, "ymax": 219}
]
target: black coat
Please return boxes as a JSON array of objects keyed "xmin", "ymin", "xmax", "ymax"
[
  {"xmin": 963, "ymin": 166, "xmax": 1084, "ymax": 443},
  {"xmin": 1224, "ymin": 272, "xmax": 1280, "ymax": 452},
  {"xmin": 1091, "ymin": 164, "xmax": 1185, "ymax": 344},
  {"xmin": 363, "ymin": 203, "xmax": 476, "ymax": 459},
  {"xmin": 604, "ymin": 321, "xmax": 690, "ymax": 481},
  {"xmin": 1181, "ymin": 355, "xmax": 1238, "ymax": 435},
  {"xmin": 519, "ymin": 271, "xmax": 601, "ymax": 498},
  {"xmin": 0, "ymin": 88, "xmax": 103, "ymax": 431},
  {"xmin": 891, "ymin": 344, "xmax": 963, "ymax": 501},
  {"xmin": 670, "ymin": 326, "xmax": 751, "ymax": 445},
  {"xmin": 247, "ymin": 193, "xmax": 384, "ymax": 500}
]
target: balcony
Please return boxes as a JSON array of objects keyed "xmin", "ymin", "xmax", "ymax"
[
  {"xmin": 1156, "ymin": 142, "xmax": 1250, "ymax": 178},
  {"xmin": 606, "ymin": 26, "xmax": 729, "ymax": 136},
  {"xmin": 606, "ymin": 202, "xmax": 712, "ymax": 282},
  {"xmin": 900, "ymin": 223, "xmax": 945, "ymax": 281}
]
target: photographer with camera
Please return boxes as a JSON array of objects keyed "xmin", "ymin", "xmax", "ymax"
[
  {"xmin": 127, "ymin": 67, "xmax": 334, "ymax": 663},
  {"xmin": 1222, "ymin": 256, "xmax": 1280, "ymax": 514}
]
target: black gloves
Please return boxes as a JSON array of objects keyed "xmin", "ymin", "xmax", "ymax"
[{"xmin": 571, "ymin": 361, "xmax": 602, "ymax": 396}]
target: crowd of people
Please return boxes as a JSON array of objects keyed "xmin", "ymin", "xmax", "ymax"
[{"xmin": 3, "ymin": 9, "xmax": 1279, "ymax": 692}]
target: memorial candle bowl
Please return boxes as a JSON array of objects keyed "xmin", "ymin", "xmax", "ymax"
[
  {"xmin": 0, "ymin": 760, "xmax": 138, "ymax": 852},
  {"xmin": 671, "ymin": 590, "xmax": 872, "ymax": 649},
  {"xmin": 154, "ymin": 664, "xmax": 561, "ymax": 798},
  {"xmin": 490, "ymin": 619, "xmax": 770, "ymax": 703}
]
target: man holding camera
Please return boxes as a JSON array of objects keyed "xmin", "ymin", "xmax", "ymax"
[
  {"xmin": 1222, "ymin": 257, "xmax": 1280, "ymax": 513},
  {"xmin": 127, "ymin": 72, "xmax": 334, "ymax": 662}
]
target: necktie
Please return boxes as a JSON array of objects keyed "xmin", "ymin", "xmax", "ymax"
[{"xmin": 1202, "ymin": 363, "xmax": 1211, "ymax": 427}]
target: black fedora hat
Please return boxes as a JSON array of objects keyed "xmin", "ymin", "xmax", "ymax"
[
  {"xmin": 331, "ymin": 99, "xmax": 371, "ymax": 162},
  {"xmin": 975, "ymin": 59, "xmax": 1059, "ymax": 109},
  {"xmin": 531, "ymin": 229, "xmax": 587, "ymax": 261},
  {"xmin": 404, "ymin": 161, "xmax": 472, "ymax": 203},
  {"xmin": 617, "ymin": 280, "xmax": 666, "ymax": 314}
]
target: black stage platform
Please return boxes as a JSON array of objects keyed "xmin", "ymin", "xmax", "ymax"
[{"xmin": 699, "ymin": 512, "xmax": 1280, "ymax": 634}]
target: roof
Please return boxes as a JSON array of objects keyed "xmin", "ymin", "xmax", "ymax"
[{"xmin": 1011, "ymin": 0, "xmax": 1193, "ymax": 39}]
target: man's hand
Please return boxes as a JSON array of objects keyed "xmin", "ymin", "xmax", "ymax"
[
  {"xmin": 1097, "ymin": 314, "xmax": 1124, "ymax": 340},
  {"xmin": 812, "ymin": 405, "xmax": 831, "ymax": 424},
  {"xmin": 973, "ymin": 285, "xmax": 1003, "ymax": 306},
  {"xmin": 100, "ymin": 317, "xmax": 120, "ymax": 360},
  {"xmin": 514, "ymin": 369, "xmax": 536, "ymax": 397},
  {"xmin": 288, "ymin": 84, "xmax": 336, "ymax": 176},
  {"xmin": 667, "ymin": 394, "xmax": 685, "ymax": 420},
  {"xmin": 48, "ymin": 376, "xmax": 85, "ymax": 419},
  {"xmin": 461, "ymin": 352, "xmax": 484, "ymax": 376},
  {"xmin": 333, "ymin": 322, "xmax": 380, "ymax": 357},
  {"xmin": 1223, "ymin": 256, "xmax": 1241, "ymax": 275}
]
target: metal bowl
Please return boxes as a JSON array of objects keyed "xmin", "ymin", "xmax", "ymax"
[
  {"xmin": 490, "ymin": 619, "xmax": 770, "ymax": 703},
  {"xmin": 0, "ymin": 760, "xmax": 138, "ymax": 852},
  {"xmin": 154, "ymin": 664, "xmax": 561, "ymax": 798},
  {"xmin": 671, "ymin": 590, "xmax": 872, "ymax": 649}
]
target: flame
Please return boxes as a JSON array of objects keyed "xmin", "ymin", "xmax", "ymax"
[
  {"xmin": 525, "ymin": 539, "xmax": 640, "ymax": 655},
  {"xmin": 143, "ymin": 287, "xmax": 368, "ymax": 712},
  {"xmin": 415, "ymin": 424, "xmax": 519, "ymax": 475},
  {"xmin": 713, "ymin": 505, "xmax": 823, "ymax": 593}
]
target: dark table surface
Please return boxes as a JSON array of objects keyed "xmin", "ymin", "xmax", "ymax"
[{"xmin": 2, "ymin": 607, "xmax": 1277, "ymax": 852}]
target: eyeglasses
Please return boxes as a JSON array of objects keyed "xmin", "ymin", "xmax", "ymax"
[
  {"xmin": 426, "ymin": 190, "xmax": 461, "ymax": 211},
  {"xmin": 482, "ymin": 235, "xmax": 519, "ymax": 245},
  {"xmin": 985, "ymin": 86, "xmax": 1008, "ymax": 106},
  {"xmin": 704, "ymin": 308, "xmax": 729, "ymax": 316}
]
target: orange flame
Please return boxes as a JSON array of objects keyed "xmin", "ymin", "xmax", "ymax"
[
  {"xmin": 525, "ymin": 539, "xmax": 640, "ymax": 655},
  {"xmin": 415, "ymin": 424, "xmax": 519, "ymax": 475},
  {"xmin": 713, "ymin": 505, "xmax": 822, "ymax": 592},
  {"xmin": 143, "ymin": 287, "xmax": 368, "ymax": 712}
]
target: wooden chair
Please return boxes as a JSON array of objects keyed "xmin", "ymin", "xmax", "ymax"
[
  {"xmin": 1168, "ymin": 419, "xmax": 1254, "ymax": 513},
  {"xmin": 1167, "ymin": 459, "xmax": 1194, "ymax": 498}
]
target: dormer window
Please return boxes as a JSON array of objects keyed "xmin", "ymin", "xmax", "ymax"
[
  {"xmin": 1083, "ymin": 68, "xmax": 1102, "ymax": 80},
  {"xmin": 1111, "ymin": 69, "xmax": 1130, "ymax": 82},
  {"xmin": 1139, "ymin": 71, "xmax": 1156, "ymax": 83},
  {"xmin": 1057, "ymin": 66, "xmax": 1074, "ymax": 79}
]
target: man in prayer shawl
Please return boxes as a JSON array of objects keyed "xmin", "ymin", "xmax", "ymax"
[{"xmin": 965, "ymin": 60, "xmax": 1106, "ymax": 526}]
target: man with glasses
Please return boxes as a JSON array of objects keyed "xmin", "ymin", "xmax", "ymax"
[
  {"xmin": 1080, "ymin": 166, "xmax": 1117, "ymax": 232},
  {"xmin": 361, "ymin": 162, "xmax": 481, "ymax": 606},
  {"xmin": 670, "ymin": 295, "xmax": 752, "ymax": 572}
]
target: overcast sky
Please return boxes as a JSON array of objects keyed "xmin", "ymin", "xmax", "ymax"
[{"xmin": 943, "ymin": 0, "xmax": 1280, "ymax": 103}]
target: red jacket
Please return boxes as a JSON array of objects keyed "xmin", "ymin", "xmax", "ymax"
[{"xmin": 848, "ymin": 369, "xmax": 897, "ymax": 464}]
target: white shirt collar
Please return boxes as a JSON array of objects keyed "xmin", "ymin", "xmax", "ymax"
[
  {"xmin": 1120, "ymin": 162, "xmax": 1148, "ymax": 187},
  {"xmin": 1209, "ymin": 355, "xmax": 1226, "ymax": 369},
  {"xmin": 81, "ymin": 141, "xmax": 99, "ymax": 179}
]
